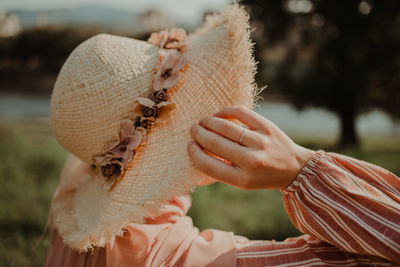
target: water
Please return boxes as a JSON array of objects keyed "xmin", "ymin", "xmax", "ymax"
[
  {"xmin": 0, "ymin": 94, "xmax": 50, "ymax": 117},
  {"xmin": 255, "ymin": 102, "xmax": 400, "ymax": 140},
  {"xmin": 1, "ymin": 94, "xmax": 399, "ymax": 140}
]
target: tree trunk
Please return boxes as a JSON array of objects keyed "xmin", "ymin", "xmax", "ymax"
[{"xmin": 337, "ymin": 106, "xmax": 359, "ymax": 148}]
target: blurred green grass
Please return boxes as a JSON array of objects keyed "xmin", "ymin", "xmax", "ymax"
[
  {"xmin": 0, "ymin": 121, "xmax": 66, "ymax": 267},
  {"xmin": 0, "ymin": 120, "xmax": 399, "ymax": 266}
]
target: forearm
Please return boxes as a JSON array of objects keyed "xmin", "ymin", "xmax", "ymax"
[
  {"xmin": 236, "ymin": 234, "xmax": 397, "ymax": 266},
  {"xmin": 281, "ymin": 150, "xmax": 400, "ymax": 262}
]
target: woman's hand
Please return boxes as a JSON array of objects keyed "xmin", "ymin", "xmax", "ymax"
[{"xmin": 187, "ymin": 106, "xmax": 315, "ymax": 190}]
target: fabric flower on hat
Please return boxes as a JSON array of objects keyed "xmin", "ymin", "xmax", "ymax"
[
  {"xmin": 153, "ymin": 49, "xmax": 187, "ymax": 91},
  {"xmin": 148, "ymin": 28, "xmax": 187, "ymax": 51},
  {"xmin": 151, "ymin": 88, "xmax": 168, "ymax": 103},
  {"xmin": 133, "ymin": 97, "xmax": 176, "ymax": 123},
  {"xmin": 94, "ymin": 120, "xmax": 146, "ymax": 190},
  {"xmin": 93, "ymin": 29, "xmax": 186, "ymax": 191}
]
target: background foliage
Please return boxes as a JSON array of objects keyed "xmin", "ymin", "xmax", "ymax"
[{"xmin": 240, "ymin": 0, "xmax": 400, "ymax": 146}]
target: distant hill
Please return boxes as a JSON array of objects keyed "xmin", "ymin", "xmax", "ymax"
[
  {"xmin": 10, "ymin": 6, "xmax": 196, "ymax": 32},
  {"xmin": 11, "ymin": 6, "xmax": 139, "ymax": 30}
]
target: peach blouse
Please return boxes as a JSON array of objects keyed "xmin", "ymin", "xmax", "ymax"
[{"xmin": 44, "ymin": 151, "xmax": 400, "ymax": 266}]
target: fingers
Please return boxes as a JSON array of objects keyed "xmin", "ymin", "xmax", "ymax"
[
  {"xmin": 214, "ymin": 106, "xmax": 275, "ymax": 133},
  {"xmin": 190, "ymin": 123, "xmax": 248, "ymax": 165},
  {"xmin": 199, "ymin": 116, "xmax": 261, "ymax": 148},
  {"xmin": 187, "ymin": 141, "xmax": 242, "ymax": 185}
]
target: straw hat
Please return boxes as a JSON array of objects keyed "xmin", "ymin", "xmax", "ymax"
[{"xmin": 48, "ymin": 3, "xmax": 263, "ymax": 251}]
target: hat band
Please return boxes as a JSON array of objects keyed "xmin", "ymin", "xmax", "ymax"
[{"xmin": 92, "ymin": 28, "xmax": 188, "ymax": 191}]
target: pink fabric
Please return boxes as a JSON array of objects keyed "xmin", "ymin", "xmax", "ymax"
[
  {"xmin": 45, "ymin": 151, "xmax": 400, "ymax": 266},
  {"xmin": 45, "ymin": 193, "xmax": 238, "ymax": 267}
]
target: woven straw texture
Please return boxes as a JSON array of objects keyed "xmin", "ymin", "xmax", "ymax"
[{"xmin": 49, "ymin": 3, "xmax": 264, "ymax": 251}]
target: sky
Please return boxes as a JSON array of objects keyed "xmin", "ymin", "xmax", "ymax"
[{"xmin": 0, "ymin": 0, "xmax": 233, "ymax": 24}]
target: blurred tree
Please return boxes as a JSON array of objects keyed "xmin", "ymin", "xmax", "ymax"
[
  {"xmin": 0, "ymin": 27, "xmax": 102, "ymax": 95},
  {"xmin": 240, "ymin": 0, "xmax": 400, "ymax": 147},
  {"xmin": 0, "ymin": 26, "xmax": 147, "ymax": 95}
]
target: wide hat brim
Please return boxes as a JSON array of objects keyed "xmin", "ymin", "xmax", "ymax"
[{"xmin": 49, "ymin": 3, "xmax": 263, "ymax": 251}]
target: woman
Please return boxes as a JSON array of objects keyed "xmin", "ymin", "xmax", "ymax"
[
  {"xmin": 44, "ymin": 4, "xmax": 400, "ymax": 266},
  {"xmin": 45, "ymin": 105, "xmax": 400, "ymax": 266}
]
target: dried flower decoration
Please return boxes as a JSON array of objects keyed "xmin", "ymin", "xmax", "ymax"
[
  {"xmin": 148, "ymin": 28, "xmax": 187, "ymax": 52},
  {"xmin": 153, "ymin": 50, "xmax": 187, "ymax": 91},
  {"xmin": 133, "ymin": 97, "xmax": 176, "ymax": 122},
  {"xmin": 92, "ymin": 28, "xmax": 188, "ymax": 191},
  {"xmin": 93, "ymin": 120, "xmax": 146, "ymax": 190}
]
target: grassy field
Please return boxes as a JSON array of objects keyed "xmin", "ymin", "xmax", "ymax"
[{"xmin": 0, "ymin": 118, "xmax": 399, "ymax": 266}]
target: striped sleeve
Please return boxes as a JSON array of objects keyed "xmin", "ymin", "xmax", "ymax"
[
  {"xmin": 236, "ymin": 234, "xmax": 396, "ymax": 266},
  {"xmin": 280, "ymin": 150, "xmax": 400, "ymax": 263}
]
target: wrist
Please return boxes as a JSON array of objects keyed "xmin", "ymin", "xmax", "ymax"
[
  {"xmin": 282, "ymin": 145, "xmax": 315, "ymax": 189},
  {"xmin": 296, "ymin": 145, "xmax": 315, "ymax": 171}
]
